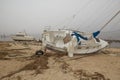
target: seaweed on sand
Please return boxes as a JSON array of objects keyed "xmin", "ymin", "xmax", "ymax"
[{"xmin": 0, "ymin": 55, "xmax": 49, "ymax": 80}]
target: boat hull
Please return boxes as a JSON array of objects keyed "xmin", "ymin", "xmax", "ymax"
[
  {"xmin": 12, "ymin": 36, "xmax": 35, "ymax": 41},
  {"xmin": 74, "ymin": 39, "xmax": 108, "ymax": 54}
]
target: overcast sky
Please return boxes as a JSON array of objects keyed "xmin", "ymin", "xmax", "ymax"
[{"xmin": 0, "ymin": 0, "xmax": 120, "ymax": 35}]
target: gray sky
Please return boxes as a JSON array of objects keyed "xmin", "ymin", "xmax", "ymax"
[{"xmin": 0, "ymin": 0, "xmax": 120, "ymax": 35}]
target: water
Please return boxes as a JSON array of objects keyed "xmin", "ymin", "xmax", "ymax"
[
  {"xmin": 109, "ymin": 42, "xmax": 120, "ymax": 48},
  {"xmin": 0, "ymin": 36, "xmax": 12, "ymax": 41},
  {"xmin": 0, "ymin": 34, "xmax": 41, "ymax": 41}
]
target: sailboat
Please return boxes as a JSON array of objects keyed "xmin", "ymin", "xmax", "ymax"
[
  {"xmin": 35, "ymin": 10, "xmax": 120, "ymax": 57},
  {"xmin": 37, "ymin": 29, "xmax": 108, "ymax": 57}
]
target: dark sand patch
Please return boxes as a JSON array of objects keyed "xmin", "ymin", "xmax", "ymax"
[
  {"xmin": 0, "ymin": 55, "xmax": 49, "ymax": 80},
  {"xmin": 73, "ymin": 69, "xmax": 110, "ymax": 80}
]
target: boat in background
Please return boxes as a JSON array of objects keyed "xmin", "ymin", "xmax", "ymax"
[{"xmin": 11, "ymin": 32, "xmax": 35, "ymax": 41}]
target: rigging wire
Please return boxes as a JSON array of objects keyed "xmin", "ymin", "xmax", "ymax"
[
  {"xmin": 61, "ymin": 0, "xmax": 92, "ymax": 29},
  {"xmin": 69, "ymin": 0, "xmax": 92, "ymax": 26},
  {"xmin": 77, "ymin": 0, "xmax": 113, "ymax": 31},
  {"xmin": 99, "ymin": 10, "xmax": 120, "ymax": 31},
  {"xmin": 60, "ymin": 0, "xmax": 120, "ymax": 33}
]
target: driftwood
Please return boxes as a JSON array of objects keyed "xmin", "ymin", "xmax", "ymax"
[{"xmin": 5, "ymin": 48, "xmax": 31, "ymax": 51}]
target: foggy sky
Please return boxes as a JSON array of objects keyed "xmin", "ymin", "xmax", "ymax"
[{"xmin": 0, "ymin": 0, "xmax": 120, "ymax": 35}]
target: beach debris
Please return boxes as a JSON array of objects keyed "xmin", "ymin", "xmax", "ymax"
[
  {"xmin": 0, "ymin": 55, "xmax": 49, "ymax": 80},
  {"xmin": 60, "ymin": 61, "xmax": 72, "ymax": 74},
  {"xmin": 74, "ymin": 69, "xmax": 110, "ymax": 80},
  {"xmin": 101, "ymin": 49, "xmax": 120, "ymax": 57},
  {"xmin": 0, "ymin": 51, "xmax": 9, "ymax": 60}
]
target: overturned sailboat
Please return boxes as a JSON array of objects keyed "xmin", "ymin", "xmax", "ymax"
[
  {"xmin": 38, "ymin": 29, "xmax": 108, "ymax": 57},
  {"xmin": 36, "ymin": 10, "xmax": 120, "ymax": 57}
]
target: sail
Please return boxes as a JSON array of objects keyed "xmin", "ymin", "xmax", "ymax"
[{"xmin": 71, "ymin": 32, "xmax": 88, "ymax": 42}]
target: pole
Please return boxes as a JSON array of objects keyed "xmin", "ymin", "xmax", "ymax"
[{"xmin": 100, "ymin": 10, "xmax": 120, "ymax": 31}]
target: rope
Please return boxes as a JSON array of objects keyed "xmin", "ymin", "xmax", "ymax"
[
  {"xmin": 61, "ymin": 0, "xmax": 92, "ymax": 29},
  {"xmin": 100, "ymin": 10, "xmax": 120, "ymax": 31}
]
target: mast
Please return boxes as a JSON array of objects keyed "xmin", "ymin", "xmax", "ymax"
[{"xmin": 100, "ymin": 10, "xmax": 120, "ymax": 31}]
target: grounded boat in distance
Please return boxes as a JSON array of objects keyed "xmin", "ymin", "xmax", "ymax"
[{"xmin": 11, "ymin": 32, "xmax": 35, "ymax": 41}]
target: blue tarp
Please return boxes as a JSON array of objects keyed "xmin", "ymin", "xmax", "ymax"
[
  {"xmin": 71, "ymin": 31, "xmax": 100, "ymax": 42},
  {"xmin": 93, "ymin": 31, "xmax": 100, "ymax": 38},
  {"xmin": 71, "ymin": 32, "xmax": 88, "ymax": 42}
]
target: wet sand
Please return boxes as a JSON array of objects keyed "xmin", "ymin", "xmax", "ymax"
[{"xmin": 0, "ymin": 41, "xmax": 120, "ymax": 80}]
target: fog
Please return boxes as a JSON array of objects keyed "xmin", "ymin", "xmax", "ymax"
[{"xmin": 0, "ymin": 0, "xmax": 120, "ymax": 39}]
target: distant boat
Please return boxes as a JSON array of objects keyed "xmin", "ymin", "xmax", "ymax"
[{"xmin": 11, "ymin": 32, "xmax": 35, "ymax": 41}]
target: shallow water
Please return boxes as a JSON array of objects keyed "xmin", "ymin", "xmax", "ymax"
[
  {"xmin": 0, "ymin": 34, "xmax": 41, "ymax": 41},
  {"xmin": 109, "ymin": 42, "xmax": 120, "ymax": 48},
  {"xmin": 0, "ymin": 36, "xmax": 12, "ymax": 41}
]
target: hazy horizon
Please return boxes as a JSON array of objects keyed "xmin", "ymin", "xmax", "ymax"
[{"xmin": 0, "ymin": 0, "xmax": 120, "ymax": 39}]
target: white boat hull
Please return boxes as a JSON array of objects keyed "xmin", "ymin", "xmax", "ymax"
[
  {"xmin": 41, "ymin": 30, "xmax": 108, "ymax": 57},
  {"xmin": 74, "ymin": 39, "xmax": 108, "ymax": 54},
  {"xmin": 12, "ymin": 36, "xmax": 34, "ymax": 41},
  {"xmin": 11, "ymin": 32, "xmax": 35, "ymax": 41}
]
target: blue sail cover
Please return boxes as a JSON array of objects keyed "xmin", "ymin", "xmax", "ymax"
[
  {"xmin": 71, "ymin": 32, "xmax": 88, "ymax": 42},
  {"xmin": 93, "ymin": 31, "xmax": 100, "ymax": 38}
]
